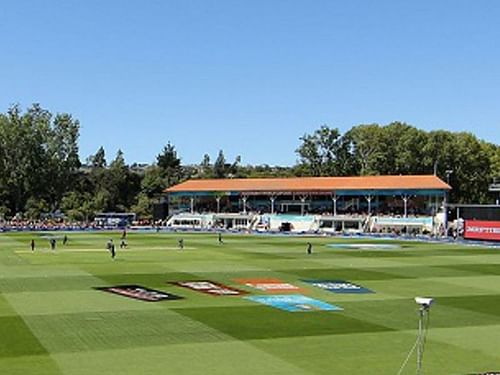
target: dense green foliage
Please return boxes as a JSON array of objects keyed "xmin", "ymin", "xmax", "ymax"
[
  {"xmin": 0, "ymin": 104, "xmax": 499, "ymax": 219},
  {"xmin": 1, "ymin": 232, "xmax": 500, "ymax": 374},
  {"xmin": 296, "ymin": 122, "xmax": 499, "ymax": 203}
]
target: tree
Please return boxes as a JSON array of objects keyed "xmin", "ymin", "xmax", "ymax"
[
  {"xmin": 0, "ymin": 104, "xmax": 81, "ymax": 215},
  {"xmin": 197, "ymin": 153, "xmax": 213, "ymax": 178},
  {"xmin": 61, "ymin": 191, "xmax": 96, "ymax": 222},
  {"xmin": 45, "ymin": 113, "xmax": 81, "ymax": 208},
  {"xmin": 201, "ymin": 154, "xmax": 210, "ymax": 169},
  {"xmin": 450, "ymin": 132, "xmax": 491, "ymax": 203},
  {"xmin": 88, "ymin": 146, "xmax": 106, "ymax": 168},
  {"xmin": 345, "ymin": 124, "xmax": 386, "ymax": 175},
  {"xmin": 130, "ymin": 193, "xmax": 153, "ymax": 220},
  {"xmin": 296, "ymin": 125, "xmax": 355, "ymax": 176},
  {"xmin": 482, "ymin": 141, "xmax": 500, "ymax": 179},
  {"xmin": 157, "ymin": 142, "xmax": 182, "ymax": 187},
  {"xmin": 141, "ymin": 165, "xmax": 165, "ymax": 197},
  {"xmin": 384, "ymin": 122, "xmax": 428, "ymax": 174},
  {"xmin": 87, "ymin": 147, "xmax": 109, "ymax": 209},
  {"xmin": 24, "ymin": 197, "xmax": 49, "ymax": 220},
  {"xmin": 213, "ymin": 150, "xmax": 226, "ymax": 178},
  {"xmin": 421, "ymin": 130, "xmax": 456, "ymax": 176},
  {"xmin": 228, "ymin": 155, "xmax": 242, "ymax": 177},
  {"xmin": 108, "ymin": 150, "xmax": 132, "ymax": 211}
]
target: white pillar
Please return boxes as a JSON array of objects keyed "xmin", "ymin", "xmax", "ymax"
[
  {"xmin": 300, "ymin": 196, "xmax": 307, "ymax": 216},
  {"xmin": 216, "ymin": 197, "xmax": 221, "ymax": 213},
  {"xmin": 402, "ymin": 195, "xmax": 409, "ymax": 218},
  {"xmin": 242, "ymin": 196, "xmax": 247, "ymax": 214},
  {"xmin": 365, "ymin": 195, "xmax": 373, "ymax": 215},
  {"xmin": 190, "ymin": 197, "xmax": 194, "ymax": 214},
  {"xmin": 270, "ymin": 196, "xmax": 276, "ymax": 214},
  {"xmin": 332, "ymin": 194, "xmax": 338, "ymax": 216},
  {"xmin": 443, "ymin": 193, "xmax": 448, "ymax": 236}
]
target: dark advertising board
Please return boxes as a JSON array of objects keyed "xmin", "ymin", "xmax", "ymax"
[
  {"xmin": 303, "ymin": 280, "xmax": 374, "ymax": 294},
  {"xmin": 464, "ymin": 220, "xmax": 500, "ymax": 241},
  {"xmin": 171, "ymin": 280, "xmax": 247, "ymax": 296},
  {"xmin": 96, "ymin": 285, "xmax": 183, "ymax": 302}
]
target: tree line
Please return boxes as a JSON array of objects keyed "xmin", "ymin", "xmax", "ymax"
[{"xmin": 0, "ymin": 104, "xmax": 499, "ymax": 220}]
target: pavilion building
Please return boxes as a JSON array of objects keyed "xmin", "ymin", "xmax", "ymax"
[{"xmin": 164, "ymin": 175, "xmax": 451, "ymax": 233}]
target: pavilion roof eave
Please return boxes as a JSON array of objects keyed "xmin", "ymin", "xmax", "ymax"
[
  {"xmin": 167, "ymin": 188, "xmax": 448, "ymax": 197},
  {"xmin": 164, "ymin": 175, "xmax": 451, "ymax": 194}
]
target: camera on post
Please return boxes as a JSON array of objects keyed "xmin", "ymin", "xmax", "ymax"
[{"xmin": 415, "ymin": 297, "xmax": 434, "ymax": 308}]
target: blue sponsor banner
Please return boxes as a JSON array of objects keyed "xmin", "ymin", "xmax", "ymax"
[
  {"xmin": 245, "ymin": 294, "xmax": 342, "ymax": 312},
  {"xmin": 303, "ymin": 280, "xmax": 374, "ymax": 294},
  {"xmin": 373, "ymin": 216, "xmax": 433, "ymax": 226}
]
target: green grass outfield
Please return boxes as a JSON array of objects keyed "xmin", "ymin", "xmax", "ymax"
[{"xmin": 1, "ymin": 232, "xmax": 500, "ymax": 375}]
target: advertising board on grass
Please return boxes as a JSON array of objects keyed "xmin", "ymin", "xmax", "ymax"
[
  {"xmin": 235, "ymin": 278, "xmax": 301, "ymax": 293},
  {"xmin": 95, "ymin": 285, "xmax": 183, "ymax": 302},
  {"xmin": 303, "ymin": 280, "xmax": 374, "ymax": 294},
  {"xmin": 245, "ymin": 294, "xmax": 342, "ymax": 312},
  {"xmin": 172, "ymin": 280, "xmax": 247, "ymax": 296}
]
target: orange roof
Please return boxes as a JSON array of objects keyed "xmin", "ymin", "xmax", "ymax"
[{"xmin": 165, "ymin": 175, "xmax": 450, "ymax": 193}]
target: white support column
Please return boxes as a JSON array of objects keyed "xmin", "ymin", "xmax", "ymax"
[
  {"xmin": 242, "ymin": 196, "xmax": 248, "ymax": 214},
  {"xmin": 332, "ymin": 193, "xmax": 338, "ymax": 217},
  {"xmin": 270, "ymin": 196, "xmax": 276, "ymax": 214},
  {"xmin": 402, "ymin": 195, "xmax": 409, "ymax": 218},
  {"xmin": 365, "ymin": 195, "xmax": 373, "ymax": 215},
  {"xmin": 216, "ymin": 196, "xmax": 221, "ymax": 213},
  {"xmin": 300, "ymin": 196, "xmax": 307, "ymax": 216},
  {"xmin": 190, "ymin": 196, "xmax": 195, "ymax": 214},
  {"xmin": 443, "ymin": 193, "xmax": 448, "ymax": 237}
]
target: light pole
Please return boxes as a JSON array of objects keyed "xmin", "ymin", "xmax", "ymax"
[
  {"xmin": 396, "ymin": 297, "xmax": 434, "ymax": 375},
  {"xmin": 445, "ymin": 169, "xmax": 453, "ymax": 185},
  {"xmin": 416, "ymin": 299, "xmax": 433, "ymax": 375}
]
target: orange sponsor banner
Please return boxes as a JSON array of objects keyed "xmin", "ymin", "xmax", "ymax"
[{"xmin": 236, "ymin": 278, "xmax": 301, "ymax": 293}]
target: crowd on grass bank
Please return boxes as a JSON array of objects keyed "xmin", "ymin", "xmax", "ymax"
[
  {"xmin": 0, "ymin": 218, "xmax": 169, "ymax": 231},
  {"xmin": 0, "ymin": 213, "xmax": 458, "ymax": 240},
  {"xmin": 0, "ymin": 219, "xmax": 97, "ymax": 231}
]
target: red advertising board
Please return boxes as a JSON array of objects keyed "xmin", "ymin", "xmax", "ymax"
[{"xmin": 464, "ymin": 220, "xmax": 500, "ymax": 241}]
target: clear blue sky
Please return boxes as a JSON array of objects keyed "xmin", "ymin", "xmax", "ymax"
[{"xmin": 1, "ymin": 0, "xmax": 499, "ymax": 166}]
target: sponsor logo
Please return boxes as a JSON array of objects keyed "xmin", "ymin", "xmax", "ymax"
[
  {"xmin": 303, "ymin": 280, "xmax": 374, "ymax": 294},
  {"xmin": 245, "ymin": 294, "xmax": 342, "ymax": 312},
  {"xmin": 172, "ymin": 280, "xmax": 247, "ymax": 296},
  {"xmin": 464, "ymin": 220, "xmax": 500, "ymax": 241},
  {"xmin": 235, "ymin": 278, "xmax": 301, "ymax": 293},
  {"xmin": 467, "ymin": 372, "xmax": 500, "ymax": 375},
  {"xmin": 95, "ymin": 285, "xmax": 183, "ymax": 302},
  {"xmin": 327, "ymin": 244, "xmax": 400, "ymax": 250}
]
